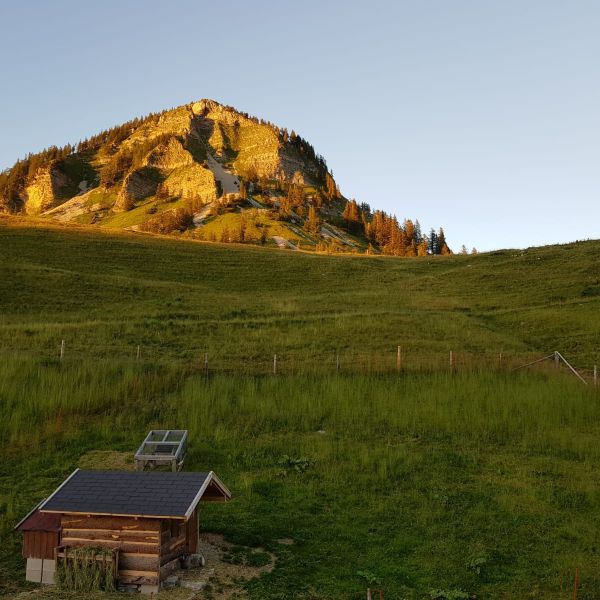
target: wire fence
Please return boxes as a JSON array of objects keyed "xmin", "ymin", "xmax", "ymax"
[{"xmin": 2, "ymin": 341, "xmax": 598, "ymax": 385}]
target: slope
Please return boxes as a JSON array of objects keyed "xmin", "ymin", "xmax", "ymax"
[
  {"xmin": 0, "ymin": 100, "xmax": 449, "ymax": 256},
  {"xmin": 0, "ymin": 221, "xmax": 598, "ymax": 368},
  {"xmin": 1, "ymin": 225, "xmax": 600, "ymax": 599}
]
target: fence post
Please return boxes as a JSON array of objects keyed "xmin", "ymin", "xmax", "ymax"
[
  {"xmin": 60, "ymin": 339, "xmax": 65, "ymax": 361},
  {"xmin": 136, "ymin": 345, "xmax": 141, "ymax": 360},
  {"xmin": 594, "ymin": 366, "xmax": 597, "ymax": 387},
  {"xmin": 336, "ymin": 353, "xmax": 340, "ymax": 372},
  {"xmin": 273, "ymin": 354, "xmax": 277, "ymax": 375},
  {"xmin": 449, "ymin": 350, "xmax": 454, "ymax": 370},
  {"xmin": 573, "ymin": 567, "xmax": 579, "ymax": 600},
  {"xmin": 396, "ymin": 345, "xmax": 402, "ymax": 372},
  {"xmin": 203, "ymin": 353, "xmax": 209, "ymax": 379},
  {"xmin": 554, "ymin": 351, "xmax": 560, "ymax": 369}
]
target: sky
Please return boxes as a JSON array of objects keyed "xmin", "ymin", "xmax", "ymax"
[{"xmin": 1, "ymin": 0, "xmax": 598, "ymax": 251}]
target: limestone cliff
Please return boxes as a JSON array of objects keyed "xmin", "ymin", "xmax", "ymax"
[{"xmin": 24, "ymin": 163, "xmax": 72, "ymax": 214}]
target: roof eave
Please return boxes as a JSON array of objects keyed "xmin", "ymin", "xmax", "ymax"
[{"xmin": 183, "ymin": 471, "xmax": 231, "ymax": 520}]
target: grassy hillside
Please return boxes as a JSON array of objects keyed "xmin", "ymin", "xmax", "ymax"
[
  {"xmin": 0, "ymin": 220, "xmax": 598, "ymax": 369},
  {"xmin": 1, "ymin": 222, "xmax": 600, "ymax": 599}
]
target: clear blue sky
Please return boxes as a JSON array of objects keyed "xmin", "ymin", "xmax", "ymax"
[{"xmin": 1, "ymin": 0, "xmax": 598, "ymax": 251}]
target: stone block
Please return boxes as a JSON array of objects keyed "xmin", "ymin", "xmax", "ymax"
[
  {"xmin": 181, "ymin": 553, "xmax": 205, "ymax": 569},
  {"xmin": 26, "ymin": 558, "xmax": 42, "ymax": 583},
  {"xmin": 42, "ymin": 559, "xmax": 56, "ymax": 573},
  {"xmin": 162, "ymin": 575, "xmax": 179, "ymax": 589},
  {"xmin": 41, "ymin": 569, "xmax": 55, "ymax": 584},
  {"xmin": 140, "ymin": 584, "xmax": 160, "ymax": 595},
  {"xmin": 180, "ymin": 580, "xmax": 206, "ymax": 591}
]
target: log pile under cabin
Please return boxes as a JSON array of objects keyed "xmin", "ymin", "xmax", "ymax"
[{"xmin": 15, "ymin": 469, "xmax": 231, "ymax": 594}]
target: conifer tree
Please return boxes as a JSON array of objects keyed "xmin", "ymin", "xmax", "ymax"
[
  {"xmin": 305, "ymin": 205, "xmax": 321, "ymax": 235},
  {"xmin": 325, "ymin": 173, "xmax": 337, "ymax": 200},
  {"xmin": 428, "ymin": 229, "xmax": 438, "ymax": 255}
]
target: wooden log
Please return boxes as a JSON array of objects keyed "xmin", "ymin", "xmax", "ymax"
[
  {"xmin": 61, "ymin": 516, "xmax": 160, "ymax": 531},
  {"xmin": 61, "ymin": 537, "xmax": 158, "ymax": 554},
  {"xmin": 119, "ymin": 569, "xmax": 158, "ymax": 579},
  {"xmin": 118, "ymin": 571, "xmax": 159, "ymax": 586},
  {"xmin": 160, "ymin": 546, "xmax": 186, "ymax": 566},
  {"xmin": 119, "ymin": 553, "xmax": 159, "ymax": 571},
  {"xmin": 159, "ymin": 557, "xmax": 181, "ymax": 579},
  {"xmin": 161, "ymin": 537, "xmax": 185, "ymax": 553},
  {"xmin": 160, "ymin": 537, "xmax": 186, "ymax": 566},
  {"xmin": 62, "ymin": 528, "xmax": 159, "ymax": 542}
]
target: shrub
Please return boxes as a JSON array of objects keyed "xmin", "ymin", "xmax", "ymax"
[{"xmin": 140, "ymin": 207, "xmax": 194, "ymax": 234}]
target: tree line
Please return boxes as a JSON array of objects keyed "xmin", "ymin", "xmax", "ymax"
[{"xmin": 340, "ymin": 199, "xmax": 450, "ymax": 255}]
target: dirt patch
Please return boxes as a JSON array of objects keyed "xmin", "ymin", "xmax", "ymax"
[
  {"xmin": 175, "ymin": 533, "xmax": 275, "ymax": 599},
  {"xmin": 77, "ymin": 451, "xmax": 135, "ymax": 471},
  {"xmin": 276, "ymin": 538, "xmax": 294, "ymax": 546}
]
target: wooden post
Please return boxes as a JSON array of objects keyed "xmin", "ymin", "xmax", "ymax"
[
  {"xmin": 367, "ymin": 588, "xmax": 372, "ymax": 600},
  {"xmin": 136, "ymin": 345, "xmax": 140, "ymax": 360},
  {"xmin": 594, "ymin": 366, "xmax": 597, "ymax": 387},
  {"xmin": 573, "ymin": 567, "xmax": 579, "ymax": 600},
  {"xmin": 60, "ymin": 339, "xmax": 65, "ymax": 360},
  {"xmin": 554, "ymin": 351, "xmax": 560, "ymax": 369},
  {"xmin": 336, "ymin": 353, "xmax": 340, "ymax": 372},
  {"xmin": 273, "ymin": 354, "xmax": 277, "ymax": 375},
  {"xmin": 449, "ymin": 350, "xmax": 454, "ymax": 370},
  {"xmin": 396, "ymin": 346, "xmax": 402, "ymax": 372},
  {"xmin": 203, "ymin": 353, "xmax": 209, "ymax": 378}
]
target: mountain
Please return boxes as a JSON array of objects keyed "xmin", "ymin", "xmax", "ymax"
[{"xmin": 0, "ymin": 99, "xmax": 450, "ymax": 255}]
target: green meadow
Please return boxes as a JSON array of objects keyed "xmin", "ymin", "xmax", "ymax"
[{"xmin": 1, "ymin": 221, "xmax": 599, "ymax": 598}]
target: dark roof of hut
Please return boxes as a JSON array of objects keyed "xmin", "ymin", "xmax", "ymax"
[{"xmin": 34, "ymin": 469, "xmax": 230, "ymax": 520}]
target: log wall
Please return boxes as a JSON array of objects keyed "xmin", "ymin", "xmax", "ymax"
[
  {"xmin": 159, "ymin": 518, "xmax": 187, "ymax": 567},
  {"xmin": 60, "ymin": 514, "xmax": 162, "ymax": 586}
]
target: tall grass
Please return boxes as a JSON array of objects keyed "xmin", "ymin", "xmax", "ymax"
[
  {"xmin": 2, "ymin": 359, "xmax": 599, "ymax": 598},
  {"xmin": 174, "ymin": 372, "xmax": 597, "ymax": 451},
  {"xmin": 1, "ymin": 226, "xmax": 600, "ymax": 597}
]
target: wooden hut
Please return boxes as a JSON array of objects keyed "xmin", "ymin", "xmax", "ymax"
[{"xmin": 15, "ymin": 469, "xmax": 231, "ymax": 594}]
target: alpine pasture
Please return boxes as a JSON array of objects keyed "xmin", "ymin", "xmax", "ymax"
[{"xmin": 1, "ymin": 221, "xmax": 599, "ymax": 599}]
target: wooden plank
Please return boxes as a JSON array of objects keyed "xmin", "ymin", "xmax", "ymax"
[
  {"xmin": 185, "ymin": 509, "xmax": 198, "ymax": 554},
  {"xmin": 22, "ymin": 531, "xmax": 57, "ymax": 560},
  {"xmin": 119, "ymin": 569, "xmax": 158, "ymax": 577},
  {"xmin": 119, "ymin": 553, "xmax": 159, "ymax": 571},
  {"xmin": 160, "ymin": 545, "xmax": 186, "ymax": 566},
  {"xmin": 118, "ymin": 572, "xmax": 159, "ymax": 585},
  {"xmin": 62, "ymin": 529, "xmax": 159, "ymax": 542},
  {"xmin": 63, "ymin": 527, "xmax": 158, "ymax": 536},
  {"xmin": 61, "ymin": 516, "xmax": 161, "ymax": 531},
  {"xmin": 61, "ymin": 538, "xmax": 158, "ymax": 554},
  {"xmin": 161, "ymin": 537, "xmax": 185, "ymax": 553},
  {"xmin": 48, "ymin": 509, "xmax": 183, "ymax": 520},
  {"xmin": 159, "ymin": 557, "xmax": 181, "ymax": 580},
  {"xmin": 46, "ymin": 533, "xmax": 58, "ymax": 560}
]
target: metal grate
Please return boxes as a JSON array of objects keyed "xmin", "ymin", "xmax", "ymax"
[{"xmin": 134, "ymin": 430, "xmax": 188, "ymax": 472}]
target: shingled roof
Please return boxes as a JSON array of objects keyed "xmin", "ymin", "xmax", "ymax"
[{"xmin": 37, "ymin": 469, "xmax": 230, "ymax": 519}]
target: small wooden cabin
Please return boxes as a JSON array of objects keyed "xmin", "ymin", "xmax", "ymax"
[{"xmin": 16, "ymin": 469, "xmax": 231, "ymax": 594}]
